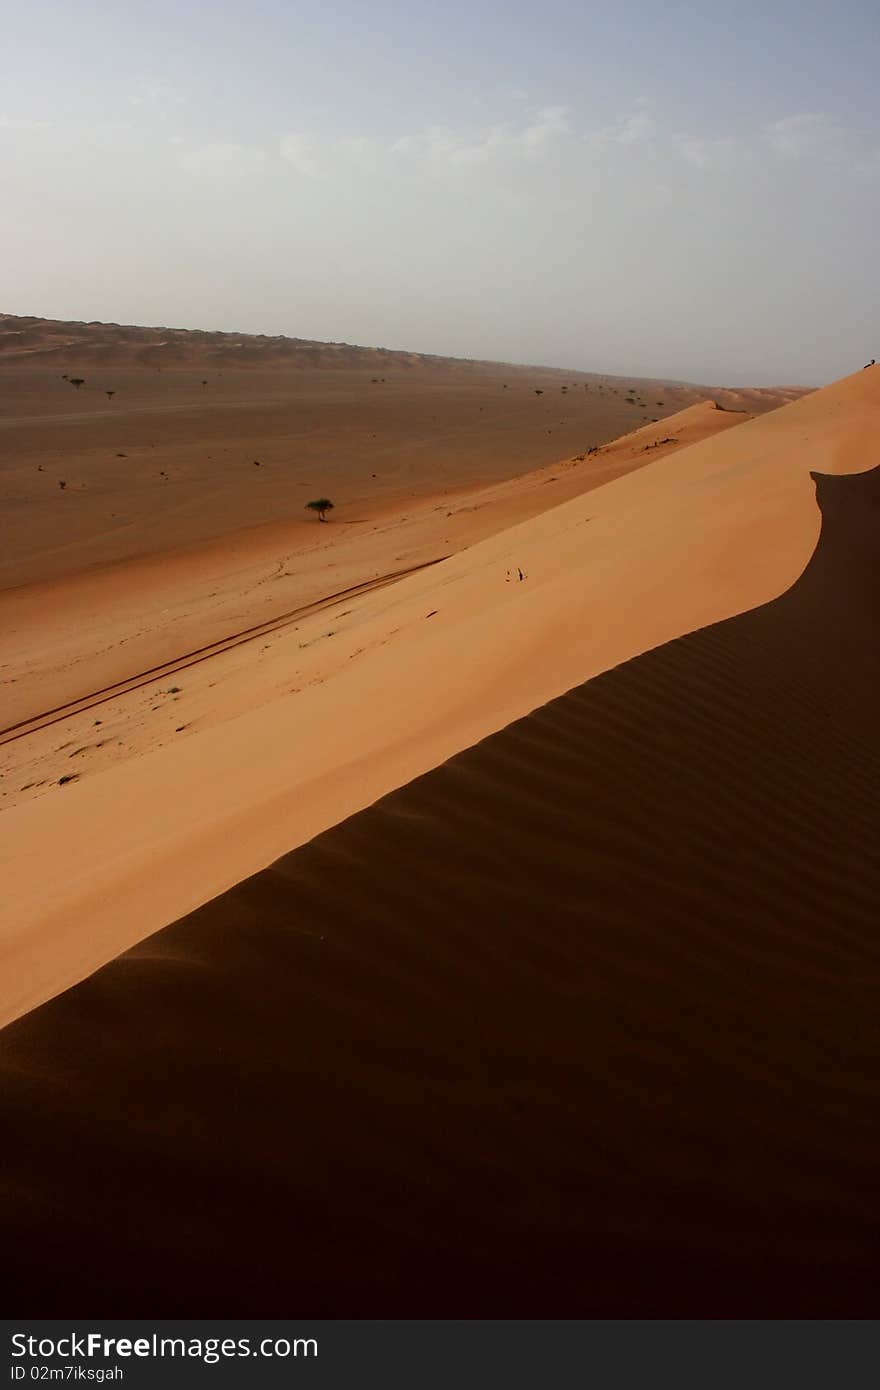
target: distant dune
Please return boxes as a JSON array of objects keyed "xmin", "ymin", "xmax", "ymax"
[
  {"xmin": 0, "ymin": 312, "xmax": 483, "ymax": 370},
  {"xmin": 0, "ymin": 448, "xmax": 876, "ymax": 1315},
  {"xmin": 0, "ymin": 313, "xmax": 815, "ymax": 393}
]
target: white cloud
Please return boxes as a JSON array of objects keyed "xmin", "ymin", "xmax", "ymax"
[
  {"xmin": 333, "ymin": 135, "xmax": 380, "ymax": 171},
  {"xmin": 448, "ymin": 125, "xmax": 509, "ymax": 166},
  {"xmin": 763, "ymin": 112, "xmax": 880, "ymax": 180},
  {"xmin": 273, "ymin": 105, "xmax": 877, "ymax": 194},
  {"xmin": 520, "ymin": 105, "xmax": 571, "ymax": 153},
  {"xmin": 583, "ymin": 110, "xmax": 656, "ymax": 150},
  {"xmin": 390, "ymin": 123, "xmax": 483, "ymax": 164},
  {"xmin": 614, "ymin": 111, "xmax": 656, "ymax": 144},
  {"xmin": 675, "ymin": 134, "xmax": 738, "ymax": 170},
  {"xmin": 765, "ymin": 112, "xmax": 846, "ymax": 160},
  {"xmin": 0, "ymin": 113, "xmax": 53, "ymax": 130},
  {"xmin": 128, "ymin": 76, "xmax": 185, "ymax": 114},
  {"xmin": 280, "ymin": 131, "xmax": 325, "ymax": 178},
  {"xmin": 178, "ymin": 142, "xmax": 266, "ymax": 178},
  {"xmin": 386, "ymin": 107, "xmax": 571, "ymax": 170}
]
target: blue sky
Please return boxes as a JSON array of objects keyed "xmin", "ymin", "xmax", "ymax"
[{"xmin": 3, "ymin": 1, "xmax": 878, "ymax": 383}]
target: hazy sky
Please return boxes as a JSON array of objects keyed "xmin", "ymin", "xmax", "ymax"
[{"xmin": 3, "ymin": 1, "xmax": 878, "ymax": 384}]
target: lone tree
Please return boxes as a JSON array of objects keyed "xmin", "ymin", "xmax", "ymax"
[
  {"xmin": 69, "ymin": 377, "xmax": 85, "ymax": 389},
  {"xmin": 106, "ymin": 390, "xmax": 115, "ymax": 400},
  {"xmin": 306, "ymin": 497, "xmax": 334, "ymax": 523}
]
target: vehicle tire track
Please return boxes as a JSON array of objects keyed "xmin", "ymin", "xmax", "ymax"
[{"xmin": 0, "ymin": 557, "xmax": 446, "ymax": 747}]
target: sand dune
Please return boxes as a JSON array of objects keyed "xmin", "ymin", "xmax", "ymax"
[
  {"xmin": 1, "ymin": 453, "xmax": 877, "ymax": 1315},
  {"xmin": 0, "ymin": 313, "xmax": 813, "ymax": 398},
  {"xmin": 0, "ymin": 312, "xmax": 507, "ymax": 369},
  {"xmin": 0, "ymin": 366, "xmax": 874, "ymax": 1028}
]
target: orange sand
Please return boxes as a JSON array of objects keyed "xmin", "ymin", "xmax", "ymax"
[{"xmin": 0, "ymin": 354, "xmax": 872, "ymax": 1029}]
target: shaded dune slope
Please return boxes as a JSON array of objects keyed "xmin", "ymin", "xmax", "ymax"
[{"xmin": 1, "ymin": 466, "xmax": 878, "ymax": 1315}]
